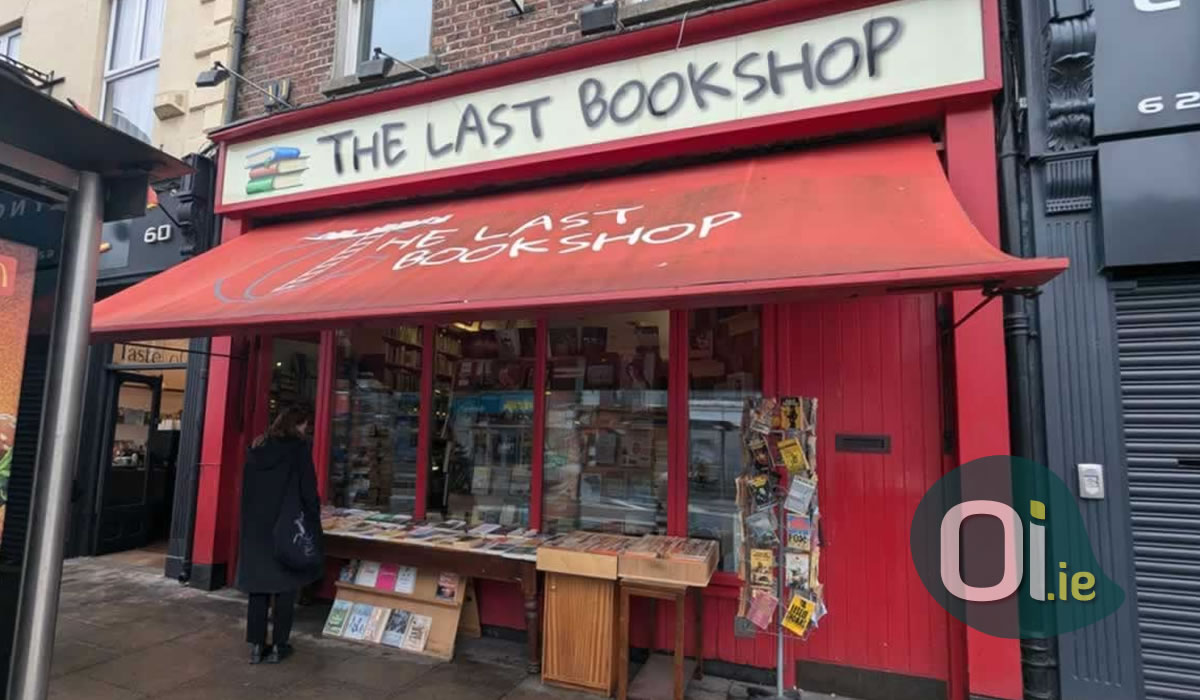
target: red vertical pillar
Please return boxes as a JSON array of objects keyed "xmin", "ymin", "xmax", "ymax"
[
  {"xmin": 529, "ymin": 319, "xmax": 548, "ymax": 530},
  {"xmin": 944, "ymin": 103, "xmax": 1023, "ymax": 700},
  {"xmin": 190, "ymin": 217, "xmax": 247, "ymax": 590},
  {"xmin": 313, "ymin": 330, "xmax": 336, "ymax": 502}
]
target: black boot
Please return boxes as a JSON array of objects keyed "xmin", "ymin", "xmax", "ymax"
[
  {"xmin": 249, "ymin": 643, "xmax": 266, "ymax": 665},
  {"xmin": 266, "ymin": 643, "xmax": 293, "ymax": 664}
]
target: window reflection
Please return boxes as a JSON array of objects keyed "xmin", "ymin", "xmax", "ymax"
[
  {"xmin": 543, "ymin": 312, "xmax": 669, "ymax": 535},
  {"xmin": 687, "ymin": 307, "xmax": 762, "ymax": 571},
  {"xmin": 429, "ymin": 321, "xmax": 536, "ymax": 525},
  {"xmin": 330, "ymin": 327, "xmax": 423, "ymax": 513}
]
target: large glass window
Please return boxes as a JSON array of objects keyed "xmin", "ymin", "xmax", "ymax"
[
  {"xmin": 687, "ymin": 307, "xmax": 762, "ymax": 570},
  {"xmin": 428, "ymin": 321, "xmax": 536, "ymax": 526},
  {"xmin": 542, "ymin": 312, "xmax": 670, "ymax": 536},
  {"xmin": 270, "ymin": 336, "xmax": 320, "ymax": 422},
  {"xmin": 341, "ymin": 0, "xmax": 433, "ymax": 76},
  {"xmin": 103, "ymin": 0, "xmax": 163, "ymax": 143},
  {"xmin": 330, "ymin": 326, "xmax": 423, "ymax": 513}
]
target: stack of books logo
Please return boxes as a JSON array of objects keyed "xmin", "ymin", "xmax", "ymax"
[{"xmin": 245, "ymin": 146, "xmax": 308, "ymax": 195}]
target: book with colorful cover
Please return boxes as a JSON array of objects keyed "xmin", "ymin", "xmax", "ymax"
[
  {"xmin": 435, "ymin": 573, "xmax": 459, "ymax": 601},
  {"xmin": 750, "ymin": 548, "xmax": 775, "ymax": 588},
  {"xmin": 323, "ymin": 599, "xmax": 353, "ymax": 637},
  {"xmin": 782, "ymin": 595, "xmax": 818, "ymax": 637},
  {"xmin": 747, "ymin": 588, "xmax": 778, "ymax": 631},
  {"xmin": 393, "ymin": 566, "xmax": 418, "ymax": 594},
  {"xmin": 244, "ymin": 146, "xmax": 301, "ymax": 168},
  {"xmin": 343, "ymin": 603, "xmax": 375, "ymax": 640},
  {"xmin": 354, "ymin": 561, "xmax": 381, "ymax": 587},
  {"xmin": 785, "ymin": 551, "xmax": 811, "ymax": 590},
  {"xmin": 376, "ymin": 563, "xmax": 399, "ymax": 591},
  {"xmin": 338, "ymin": 560, "xmax": 359, "ymax": 583},
  {"xmin": 363, "ymin": 606, "xmax": 391, "ymax": 643},
  {"xmin": 381, "ymin": 609, "xmax": 411, "ymax": 648},
  {"xmin": 786, "ymin": 514, "xmax": 814, "ymax": 552},
  {"xmin": 245, "ymin": 172, "xmax": 305, "ymax": 194},
  {"xmin": 402, "ymin": 614, "xmax": 432, "ymax": 652},
  {"xmin": 244, "ymin": 146, "xmax": 307, "ymax": 195}
]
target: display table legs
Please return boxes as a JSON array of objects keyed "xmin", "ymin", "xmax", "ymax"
[
  {"xmin": 522, "ymin": 574, "xmax": 541, "ymax": 674},
  {"xmin": 617, "ymin": 579, "xmax": 704, "ymax": 700}
]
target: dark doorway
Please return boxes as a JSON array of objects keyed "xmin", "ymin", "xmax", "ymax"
[{"xmin": 93, "ymin": 341, "xmax": 191, "ymax": 558}]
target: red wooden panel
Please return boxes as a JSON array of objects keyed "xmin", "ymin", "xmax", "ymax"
[
  {"xmin": 775, "ymin": 294, "xmax": 949, "ymax": 680},
  {"xmin": 476, "ymin": 580, "xmax": 527, "ymax": 630}
]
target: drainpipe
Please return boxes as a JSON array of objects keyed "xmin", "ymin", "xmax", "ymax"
[
  {"xmin": 996, "ymin": 0, "xmax": 1059, "ymax": 698},
  {"xmin": 8, "ymin": 172, "xmax": 105, "ymax": 700},
  {"xmin": 176, "ymin": 0, "xmax": 245, "ymax": 582}
]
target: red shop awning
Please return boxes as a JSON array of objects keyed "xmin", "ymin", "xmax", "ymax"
[{"xmin": 92, "ymin": 136, "xmax": 1066, "ymax": 341}]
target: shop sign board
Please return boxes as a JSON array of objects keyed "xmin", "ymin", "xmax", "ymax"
[
  {"xmin": 220, "ymin": 0, "xmax": 985, "ymax": 208},
  {"xmin": 1094, "ymin": 0, "xmax": 1200, "ymax": 138},
  {"xmin": 0, "ymin": 238, "xmax": 37, "ymax": 544},
  {"xmin": 1099, "ymin": 131, "xmax": 1200, "ymax": 267}
]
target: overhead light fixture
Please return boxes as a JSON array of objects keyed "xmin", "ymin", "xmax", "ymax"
[
  {"xmin": 194, "ymin": 61, "xmax": 294, "ymax": 109},
  {"xmin": 580, "ymin": 0, "xmax": 617, "ymax": 35},
  {"xmin": 357, "ymin": 48, "xmax": 435, "ymax": 82}
]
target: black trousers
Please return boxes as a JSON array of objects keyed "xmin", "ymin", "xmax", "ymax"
[{"xmin": 246, "ymin": 591, "xmax": 296, "ymax": 646}]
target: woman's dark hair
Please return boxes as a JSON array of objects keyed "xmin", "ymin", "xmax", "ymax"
[{"xmin": 260, "ymin": 405, "xmax": 313, "ymax": 444}]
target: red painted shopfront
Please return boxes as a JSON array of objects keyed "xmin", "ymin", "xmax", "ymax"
[{"xmin": 92, "ymin": 1, "xmax": 1066, "ymax": 698}]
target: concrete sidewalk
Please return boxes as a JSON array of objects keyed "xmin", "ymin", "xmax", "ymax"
[{"xmin": 47, "ymin": 556, "xmax": 814, "ymax": 700}]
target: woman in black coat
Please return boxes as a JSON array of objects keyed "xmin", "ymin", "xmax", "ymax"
[{"xmin": 235, "ymin": 406, "xmax": 323, "ymax": 664}]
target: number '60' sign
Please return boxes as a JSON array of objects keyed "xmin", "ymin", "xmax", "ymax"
[{"xmin": 143, "ymin": 224, "xmax": 173, "ymax": 244}]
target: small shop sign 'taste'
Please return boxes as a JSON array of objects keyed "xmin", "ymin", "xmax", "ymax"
[{"xmin": 221, "ymin": 0, "xmax": 985, "ymax": 208}]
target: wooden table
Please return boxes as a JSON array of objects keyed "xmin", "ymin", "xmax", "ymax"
[
  {"xmin": 324, "ymin": 534, "xmax": 541, "ymax": 673},
  {"xmin": 617, "ymin": 578, "xmax": 704, "ymax": 700}
]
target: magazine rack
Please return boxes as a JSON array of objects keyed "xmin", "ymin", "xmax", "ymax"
[{"xmin": 330, "ymin": 568, "xmax": 466, "ymax": 661}]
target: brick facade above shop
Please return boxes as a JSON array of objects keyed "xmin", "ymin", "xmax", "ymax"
[{"xmin": 235, "ymin": 0, "xmax": 759, "ymax": 120}]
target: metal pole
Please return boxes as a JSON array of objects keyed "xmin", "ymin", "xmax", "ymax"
[{"xmin": 8, "ymin": 171, "xmax": 104, "ymax": 700}]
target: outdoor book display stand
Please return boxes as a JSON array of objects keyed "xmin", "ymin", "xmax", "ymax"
[
  {"xmin": 735, "ymin": 397, "xmax": 825, "ymax": 698},
  {"xmin": 323, "ymin": 561, "xmax": 468, "ymax": 661},
  {"xmin": 535, "ymin": 532, "xmax": 718, "ymax": 699},
  {"xmin": 320, "ymin": 512, "xmax": 543, "ymax": 669},
  {"xmin": 537, "ymin": 533, "xmax": 639, "ymax": 695}
]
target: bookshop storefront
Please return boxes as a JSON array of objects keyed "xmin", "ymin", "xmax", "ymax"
[{"xmin": 92, "ymin": 1, "xmax": 1065, "ymax": 698}]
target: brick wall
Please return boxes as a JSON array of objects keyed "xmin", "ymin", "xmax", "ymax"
[
  {"xmin": 237, "ymin": 0, "xmax": 338, "ymax": 118},
  {"xmin": 236, "ymin": 0, "xmax": 582, "ymax": 120},
  {"xmin": 234, "ymin": 0, "xmax": 765, "ymax": 121}
]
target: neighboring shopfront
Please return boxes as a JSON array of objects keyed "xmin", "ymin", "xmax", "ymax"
[
  {"xmin": 0, "ymin": 66, "xmax": 187, "ymax": 698},
  {"xmin": 1006, "ymin": 2, "xmax": 1200, "ymax": 699},
  {"xmin": 66, "ymin": 156, "xmax": 218, "ymax": 581},
  {"xmin": 92, "ymin": 1, "xmax": 1066, "ymax": 698}
]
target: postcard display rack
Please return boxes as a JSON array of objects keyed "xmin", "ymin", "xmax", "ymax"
[
  {"xmin": 322, "ymin": 558, "xmax": 471, "ymax": 661},
  {"xmin": 736, "ymin": 397, "xmax": 826, "ymax": 692}
]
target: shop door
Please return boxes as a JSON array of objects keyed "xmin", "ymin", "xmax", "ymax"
[
  {"xmin": 775, "ymin": 294, "xmax": 951, "ymax": 688},
  {"xmin": 1114, "ymin": 276, "xmax": 1200, "ymax": 700},
  {"xmin": 95, "ymin": 373, "xmax": 163, "ymax": 554}
]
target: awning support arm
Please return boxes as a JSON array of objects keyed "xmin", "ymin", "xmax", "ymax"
[
  {"xmin": 946, "ymin": 284, "xmax": 1041, "ymax": 333},
  {"xmin": 120, "ymin": 341, "xmax": 246, "ymax": 361}
]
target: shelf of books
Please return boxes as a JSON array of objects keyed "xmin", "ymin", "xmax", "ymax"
[
  {"xmin": 330, "ymin": 377, "xmax": 420, "ymax": 513},
  {"xmin": 324, "ymin": 559, "xmax": 467, "ymax": 661}
]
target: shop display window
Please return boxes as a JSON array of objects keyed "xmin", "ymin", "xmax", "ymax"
[
  {"xmin": 269, "ymin": 335, "xmax": 320, "ymax": 422},
  {"xmin": 330, "ymin": 326, "xmax": 423, "ymax": 514},
  {"xmin": 686, "ymin": 306, "xmax": 762, "ymax": 571},
  {"xmin": 542, "ymin": 312, "xmax": 669, "ymax": 536},
  {"xmin": 428, "ymin": 320, "xmax": 536, "ymax": 525}
]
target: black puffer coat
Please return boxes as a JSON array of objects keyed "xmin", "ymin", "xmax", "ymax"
[{"xmin": 234, "ymin": 437, "xmax": 323, "ymax": 593}]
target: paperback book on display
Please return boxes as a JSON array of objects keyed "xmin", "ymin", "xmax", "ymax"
[
  {"xmin": 381, "ymin": 609, "xmax": 412, "ymax": 648},
  {"xmin": 323, "ymin": 600, "xmax": 353, "ymax": 637},
  {"xmin": 402, "ymin": 614, "xmax": 433, "ymax": 652},
  {"xmin": 343, "ymin": 603, "xmax": 375, "ymax": 640}
]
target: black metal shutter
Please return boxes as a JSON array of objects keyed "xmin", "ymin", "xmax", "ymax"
[{"xmin": 1115, "ymin": 276, "xmax": 1200, "ymax": 700}]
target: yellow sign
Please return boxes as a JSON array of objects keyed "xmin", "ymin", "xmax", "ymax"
[{"xmin": 782, "ymin": 595, "xmax": 817, "ymax": 637}]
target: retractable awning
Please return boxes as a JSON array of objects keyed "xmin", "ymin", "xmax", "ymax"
[{"xmin": 92, "ymin": 136, "xmax": 1066, "ymax": 341}]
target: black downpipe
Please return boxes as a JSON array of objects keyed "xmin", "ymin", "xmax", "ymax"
[{"xmin": 996, "ymin": 0, "xmax": 1059, "ymax": 698}]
